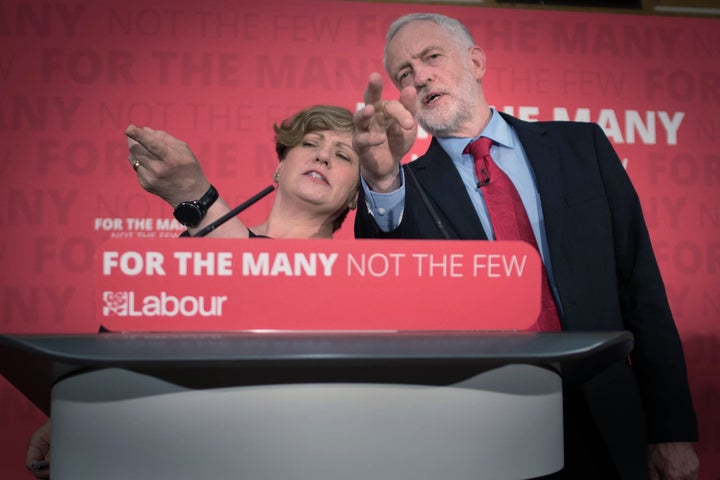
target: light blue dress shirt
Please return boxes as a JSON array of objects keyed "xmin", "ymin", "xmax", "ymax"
[{"xmin": 362, "ymin": 109, "xmax": 561, "ymax": 305}]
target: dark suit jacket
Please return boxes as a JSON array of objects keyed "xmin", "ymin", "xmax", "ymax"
[{"xmin": 355, "ymin": 113, "xmax": 698, "ymax": 478}]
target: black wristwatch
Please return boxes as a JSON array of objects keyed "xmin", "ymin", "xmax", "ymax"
[{"xmin": 173, "ymin": 185, "xmax": 219, "ymax": 228}]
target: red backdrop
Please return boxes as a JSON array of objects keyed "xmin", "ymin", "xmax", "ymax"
[{"xmin": 1, "ymin": 0, "xmax": 718, "ymax": 477}]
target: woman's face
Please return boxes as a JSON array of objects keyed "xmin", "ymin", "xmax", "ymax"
[{"xmin": 276, "ymin": 128, "xmax": 359, "ymax": 214}]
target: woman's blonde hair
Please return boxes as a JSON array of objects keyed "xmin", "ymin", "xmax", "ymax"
[{"xmin": 273, "ymin": 105, "xmax": 355, "ymax": 160}]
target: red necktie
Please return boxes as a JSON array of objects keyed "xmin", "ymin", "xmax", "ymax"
[{"xmin": 465, "ymin": 137, "xmax": 562, "ymax": 331}]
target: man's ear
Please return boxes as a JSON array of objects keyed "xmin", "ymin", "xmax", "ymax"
[{"xmin": 469, "ymin": 45, "xmax": 487, "ymax": 81}]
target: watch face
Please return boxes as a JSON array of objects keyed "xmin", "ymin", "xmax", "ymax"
[
  {"xmin": 172, "ymin": 186, "xmax": 218, "ymax": 228},
  {"xmin": 173, "ymin": 202, "xmax": 204, "ymax": 227}
]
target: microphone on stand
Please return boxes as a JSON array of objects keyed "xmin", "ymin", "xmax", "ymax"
[{"xmin": 192, "ymin": 185, "xmax": 275, "ymax": 237}]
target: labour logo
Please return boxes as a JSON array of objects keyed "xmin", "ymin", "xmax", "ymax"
[{"xmin": 103, "ymin": 291, "xmax": 129, "ymax": 316}]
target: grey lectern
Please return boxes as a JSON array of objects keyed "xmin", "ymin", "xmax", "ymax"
[{"xmin": 0, "ymin": 331, "xmax": 632, "ymax": 480}]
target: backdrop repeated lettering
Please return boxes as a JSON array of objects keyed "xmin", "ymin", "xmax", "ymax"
[{"xmin": 1, "ymin": 0, "xmax": 718, "ymax": 477}]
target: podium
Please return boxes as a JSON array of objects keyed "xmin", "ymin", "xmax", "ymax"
[{"xmin": 0, "ymin": 330, "xmax": 632, "ymax": 480}]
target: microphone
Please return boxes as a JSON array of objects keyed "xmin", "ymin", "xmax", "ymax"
[
  {"xmin": 476, "ymin": 168, "xmax": 491, "ymax": 188},
  {"xmin": 404, "ymin": 165, "xmax": 451, "ymax": 239},
  {"xmin": 193, "ymin": 185, "xmax": 275, "ymax": 237}
]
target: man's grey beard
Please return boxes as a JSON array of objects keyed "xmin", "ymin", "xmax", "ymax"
[
  {"xmin": 415, "ymin": 73, "xmax": 480, "ymax": 138},
  {"xmin": 417, "ymin": 101, "xmax": 476, "ymax": 138}
]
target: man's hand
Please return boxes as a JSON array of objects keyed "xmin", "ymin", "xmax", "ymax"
[
  {"xmin": 125, "ymin": 124, "xmax": 210, "ymax": 207},
  {"xmin": 353, "ymin": 72, "xmax": 418, "ymax": 192},
  {"xmin": 648, "ymin": 442, "xmax": 699, "ymax": 480},
  {"xmin": 25, "ymin": 419, "xmax": 51, "ymax": 479}
]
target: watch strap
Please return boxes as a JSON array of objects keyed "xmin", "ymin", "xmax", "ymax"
[{"xmin": 195, "ymin": 184, "xmax": 219, "ymax": 211}]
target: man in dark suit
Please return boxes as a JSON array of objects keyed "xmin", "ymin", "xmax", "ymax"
[{"xmin": 353, "ymin": 12, "xmax": 698, "ymax": 479}]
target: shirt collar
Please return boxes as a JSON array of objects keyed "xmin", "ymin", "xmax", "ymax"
[{"xmin": 437, "ymin": 108, "xmax": 515, "ymax": 159}]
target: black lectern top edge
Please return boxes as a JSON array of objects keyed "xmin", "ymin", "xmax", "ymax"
[{"xmin": 0, "ymin": 330, "xmax": 633, "ymax": 415}]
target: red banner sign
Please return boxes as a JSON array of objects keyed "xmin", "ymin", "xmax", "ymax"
[{"xmin": 95, "ymin": 239, "xmax": 541, "ymax": 332}]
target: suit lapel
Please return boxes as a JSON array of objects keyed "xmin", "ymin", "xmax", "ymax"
[
  {"xmin": 409, "ymin": 138, "xmax": 487, "ymax": 239},
  {"xmin": 503, "ymin": 114, "xmax": 570, "ymax": 303},
  {"xmin": 503, "ymin": 115, "xmax": 566, "ymax": 219}
]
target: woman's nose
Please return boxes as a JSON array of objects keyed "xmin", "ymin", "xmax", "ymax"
[{"xmin": 315, "ymin": 148, "xmax": 330, "ymax": 165}]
